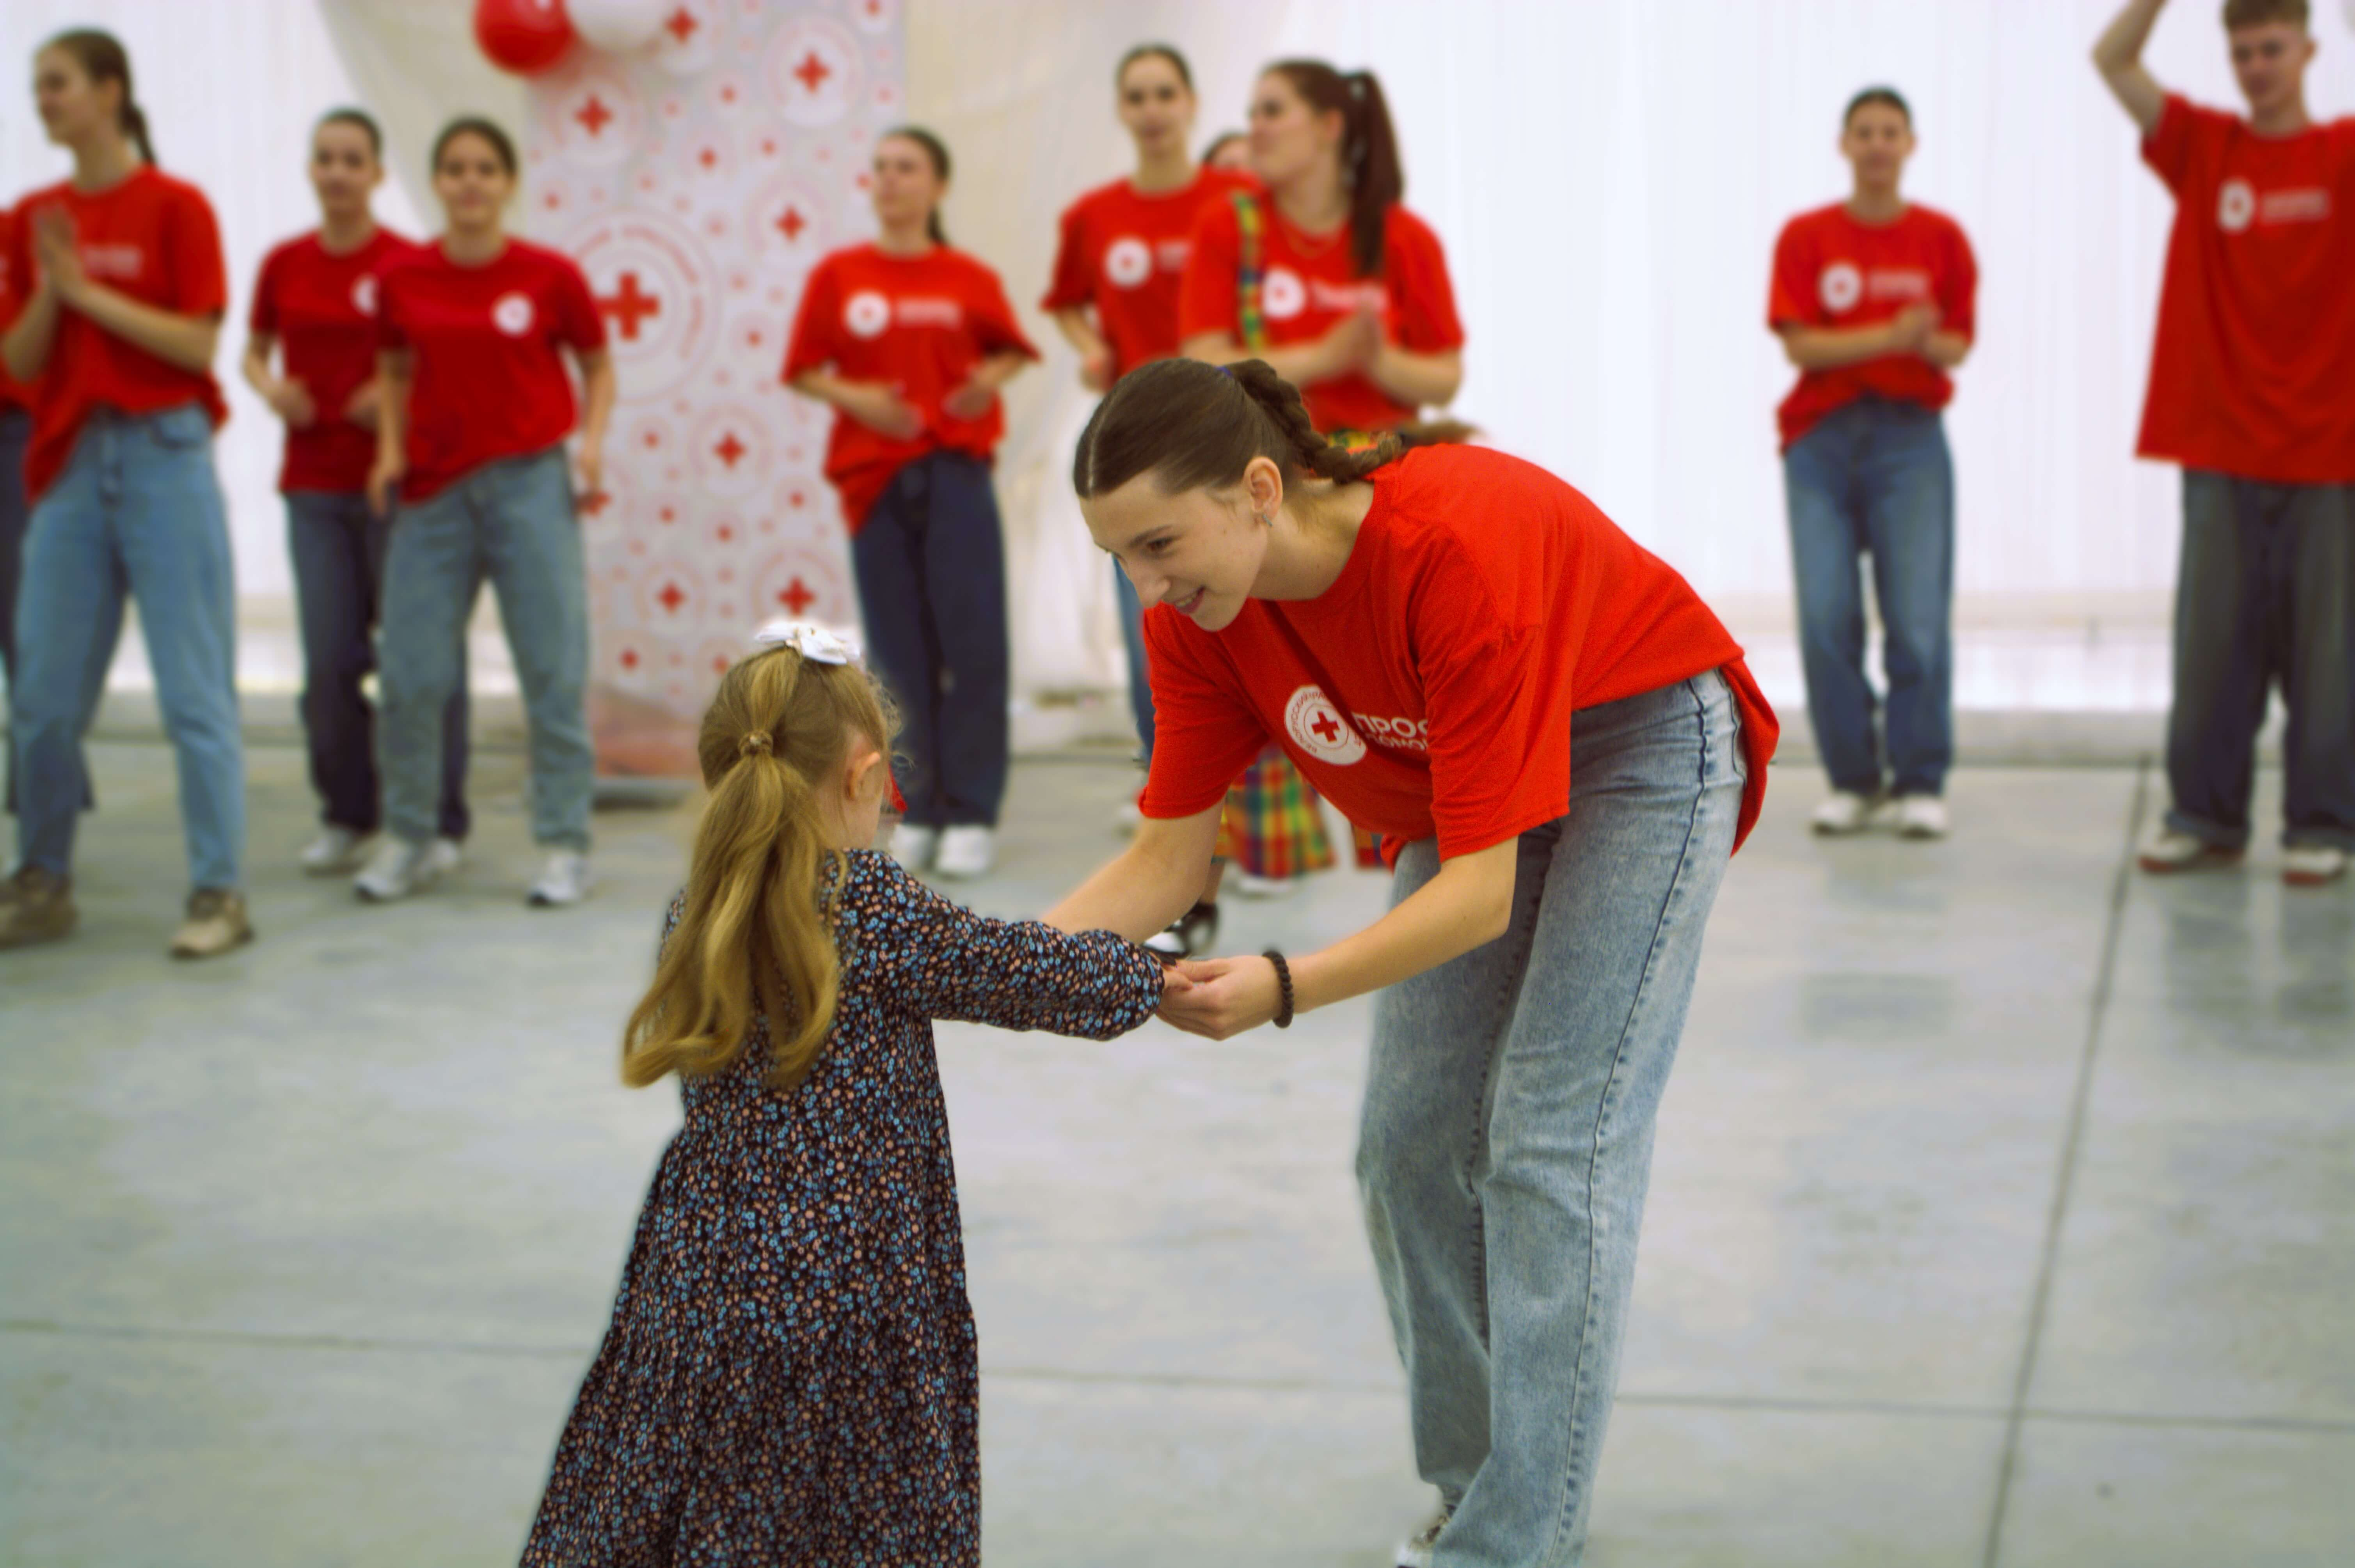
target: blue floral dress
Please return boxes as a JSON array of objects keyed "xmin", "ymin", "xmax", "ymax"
[{"xmin": 522, "ymin": 850, "xmax": 1163, "ymax": 1565}]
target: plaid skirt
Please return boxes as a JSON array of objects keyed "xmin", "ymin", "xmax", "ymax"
[{"xmin": 1214, "ymin": 746, "xmax": 1382, "ymax": 877}]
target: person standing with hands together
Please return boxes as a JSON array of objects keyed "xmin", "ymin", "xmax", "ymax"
[
  {"xmin": 360, "ymin": 116, "xmax": 611, "ymax": 909},
  {"xmin": 2095, "ymin": 0, "xmax": 2355, "ymax": 885},
  {"xmin": 245, "ymin": 108, "xmax": 471, "ymax": 880},
  {"xmin": 786, "ymin": 127, "xmax": 1037, "ymax": 882},
  {"xmin": 1769, "ymin": 88, "xmax": 1977, "ymax": 840},
  {"xmin": 0, "ymin": 30, "xmax": 249, "ymax": 959}
]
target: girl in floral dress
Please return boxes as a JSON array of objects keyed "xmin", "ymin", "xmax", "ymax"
[{"xmin": 521, "ymin": 622, "xmax": 1168, "ymax": 1565}]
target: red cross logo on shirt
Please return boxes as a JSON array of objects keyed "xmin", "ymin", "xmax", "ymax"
[
  {"xmin": 575, "ymin": 94, "xmax": 615, "ymax": 137},
  {"xmin": 777, "ymin": 577, "xmax": 817, "ymax": 614},
  {"xmin": 598, "ymin": 273, "xmax": 661, "ymax": 341},
  {"xmin": 793, "ymin": 51, "xmax": 833, "ymax": 93},
  {"xmin": 664, "ymin": 5, "xmax": 698, "ymax": 44},
  {"xmin": 1310, "ymin": 712, "xmax": 1343, "ymax": 745}
]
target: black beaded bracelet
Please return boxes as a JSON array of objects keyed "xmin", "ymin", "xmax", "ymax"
[{"xmin": 1263, "ymin": 948, "xmax": 1295, "ymax": 1029}]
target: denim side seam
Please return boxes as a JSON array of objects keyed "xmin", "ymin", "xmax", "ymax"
[
  {"xmin": 1465, "ymin": 858, "xmax": 1550, "ymax": 1355},
  {"xmin": 1544, "ymin": 676, "xmax": 1716, "ymax": 1564}
]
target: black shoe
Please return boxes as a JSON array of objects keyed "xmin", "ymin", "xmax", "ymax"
[{"xmin": 1144, "ymin": 900, "xmax": 1219, "ymax": 962}]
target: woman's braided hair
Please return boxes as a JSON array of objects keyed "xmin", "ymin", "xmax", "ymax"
[{"xmin": 1072, "ymin": 357, "xmax": 1470, "ymax": 500}]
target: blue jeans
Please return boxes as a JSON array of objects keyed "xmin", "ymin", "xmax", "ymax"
[
  {"xmin": 1115, "ymin": 560, "xmax": 1154, "ymax": 763},
  {"xmin": 2164, "ymin": 472, "xmax": 2355, "ymax": 852},
  {"xmin": 12, "ymin": 404, "xmax": 244, "ymax": 890},
  {"xmin": 287, "ymin": 489, "xmax": 469, "ymax": 838},
  {"xmin": 377, "ymin": 447, "xmax": 591, "ymax": 851},
  {"xmin": 851, "ymin": 452, "xmax": 1009, "ymax": 827},
  {"xmin": 1361, "ymin": 670, "xmax": 1744, "ymax": 1568},
  {"xmin": 1782, "ymin": 397, "xmax": 1954, "ymax": 798}
]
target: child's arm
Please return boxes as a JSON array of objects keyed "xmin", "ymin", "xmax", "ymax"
[{"xmin": 851, "ymin": 856, "xmax": 1164, "ymax": 1039}]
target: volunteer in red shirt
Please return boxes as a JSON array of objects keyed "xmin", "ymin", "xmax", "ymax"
[
  {"xmin": 786, "ymin": 126, "xmax": 1036, "ymax": 882},
  {"xmin": 1043, "ymin": 42, "xmax": 1254, "ymax": 952},
  {"xmin": 359, "ymin": 116, "xmax": 614, "ymax": 910},
  {"xmin": 0, "ymin": 199, "xmax": 39, "ymax": 821},
  {"xmin": 1049, "ymin": 358, "xmax": 1776, "ymax": 1566},
  {"xmin": 2096, "ymin": 0, "xmax": 2355, "ymax": 885},
  {"xmin": 244, "ymin": 108, "xmax": 469, "ymax": 882},
  {"xmin": 1767, "ymin": 87, "xmax": 1977, "ymax": 841},
  {"xmin": 0, "ymin": 30, "xmax": 250, "ymax": 960}
]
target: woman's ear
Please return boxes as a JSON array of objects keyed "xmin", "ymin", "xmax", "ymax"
[{"xmin": 1245, "ymin": 455, "xmax": 1284, "ymax": 520}]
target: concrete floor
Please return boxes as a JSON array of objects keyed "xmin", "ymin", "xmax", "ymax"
[{"xmin": 2, "ymin": 742, "xmax": 2350, "ymax": 1566}]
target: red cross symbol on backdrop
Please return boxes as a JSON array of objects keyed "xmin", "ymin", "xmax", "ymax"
[
  {"xmin": 794, "ymin": 51, "xmax": 833, "ymax": 93},
  {"xmin": 775, "ymin": 206, "xmax": 806, "ymax": 242},
  {"xmin": 575, "ymin": 94, "xmax": 615, "ymax": 137},
  {"xmin": 665, "ymin": 5, "xmax": 698, "ymax": 44},
  {"xmin": 657, "ymin": 582, "xmax": 687, "ymax": 613},
  {"xmin": 598, "ymin": 272, "xmax": 661, "ymax": 341},
  {"xmin": 712, "ymin": 431, "xmax": 747, "ymax": 468},
  {"xmin": 1311, "ymin": 710, "xmax": 1343, "ymax": 745},
  {"xmin": 777, "ymin": 577, "xmax": 817, "ymax": 614}
]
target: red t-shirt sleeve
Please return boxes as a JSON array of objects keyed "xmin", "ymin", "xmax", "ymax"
[
  {"xmin": 1390, "ymin": 216, "xmax": 1465, "ymax": 353},
  {"xmin": 248, "ymin": 245, "xmax": 281, "ymax": 335},
  {"xmin": 550, "ymin": 255, "xmax": 607, "ymax": 352},
  {"xmin": 1941, "ymin": 221, "xmax": 1979, "ymax": 342},
  {"xmin": 1136, "ymin": 610, "xmax": 1268, "ymax": 819},
  {"xmin": 1176, "ymin": 200, "xmax": 1242, "ymax": 345},
  {"xmin": 2141, "ymin": 93, "xmax": 2206, "ymax": 196},
  {"xmin": 782, "ymin": 260, "xmax": 838, "ymax": 380},
  {"xmin": 1040, "ymin": 198, "xmax": 1093, "ymax": 313},
  {"xmin": 967, "ymin": 264, "xmax": 1039, "ymax": 359},
  {"xmin": 1767, "ymin": 218, "xmax": 1816, "ymax": 330},
  {"xmin": 166, "ymin": 185, "xmax": 229, "ymax": 318},
  {"xmin": 1412, "ymin": 561, "xmax": 1567, "ymax": 859}
]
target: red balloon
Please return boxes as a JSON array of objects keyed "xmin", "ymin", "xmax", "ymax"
[{"xmin": 475, "ymin": 0, "xmax": 575, "ymax": 76}]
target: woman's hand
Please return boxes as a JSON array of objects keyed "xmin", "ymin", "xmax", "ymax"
[
  {"xmin": 940, "ymin": 379, "xmax": 997, "ymax": 422},
  {"xmin": 1155, "ymin": 954, "xmax": 1284, "ymax": 1041},
  {"xmin": 366, "ymin": 452, "xmax": 406, "ymax": 518},
  {"xmin": 574, "ymin": 437, "xmax": 606, "ymax": 505},
  {"xmin": 842, "ymin": 383, "xmax": 924, "ymax": 441},
  {"xmin": 265, "ymin": 376, "xmax": 318, "ymax": 427},
  {"xmin": 31, "ymin": 206, "xmax": 88, "ymax": 307},
  {"xmin": 1078, "ymin": 346, "xmax": 1114, "ymax": 393},
  {"xmin": 1316, "ymin": 307, "xmax": 1383, "ymax": 380},
  {"xmin": 1890, "ymin": 302, "xmax": 1943, "ymax": 355},
  {"xmin": 342, "ymin": 380, "xmax": 382, "ymax": 430}
]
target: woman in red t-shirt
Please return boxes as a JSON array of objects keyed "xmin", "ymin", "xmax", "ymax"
[
  {"xmin": 1768, "ymin": 87, "xmax": 1976, "ymax": 841},
  {"xmin": 786, "ymin": 128, "xmax": 1037, "ymax": 882},
  {"xmin": 0, "ymin": 29, "xmax": 249, "ymax": 960},
  {"xmin": 1050, "ymin": 358, "xmax": 1776, "ymax": 1566},
  {"xmin": 0, "ymin": 199, "xmax": 39, "ymax": 820},
  {"xmin": 360, "ymin": 117, "xmax": 613, "ymax": 911},
  {"xmin": 244, "ymin": 108, "xmax": 468, "ymax": 881}
]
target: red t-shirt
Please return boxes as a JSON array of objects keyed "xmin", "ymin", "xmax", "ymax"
[
  {"xmin": 250, "ymin": 228, "xmax": 421, "ymax": 494},
  {"xmin": 1138, "ymin": 444, "xmax": 1778, "ymax": 863},
  {"xmin": 376, "ymin": 238, "xmax": 606, "ymax": 502},
  {"xmin": 1041, "ymin": 167, "xmax": 1256, "ymax": 380},
  {"xmin": 1767, "ymin": 202, "xmax": 1978, "ymax": 450},
  {"xmin": 0, "ymin": 205, "xmax": 28, "ymax": 417},
  {"xmin": 782, "ymin": 243, "xmax": 1039, "ymax": 531},
  {"xmin": 3, "ymin": 167, "xmax": 229, "ymax": 501},
  {"xmin": 1178, "ymin": 199, "xmax": 1464, "ymax": 434},
  {"xmin": 2137, "ymin": 95, "xmax": 2355, "ymax": 484}
]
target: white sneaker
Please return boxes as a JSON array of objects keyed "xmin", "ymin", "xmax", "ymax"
[
  {"xmin": 889, "ymin": 823, "xmax": 938, "ymax": 871},
  {"xmin": 1396, "ymin": 1506, "xmax": 1453, "ymax": 1568},
  {"xmin": 1811, "ymin": 791, "xmax": 1879, "ymax": 835},
  {"xmin": 1232, "ymin": 870, "xmax": 1304, "ymax": 899},
  {"xmin": 300, "ymin": 826, "xmax": 372, "ymax": 876},
  {"xmin": 527, "ymin": 849, "xmax": 591, "ymax": 907},
  {"xmin": 1894, "ymin": 795, "xmax": 1949, "ymax": 840},
  {"xmin": 2282, "ymin": 844, "xmax": 2349, "ymax": 887},
  {"xmin": 423, "ymin": 836, "xmax": 464, "ymax": 879},
  {"xmin": 933, "ymin": 825, "xmax": 996, "ymax": 880},
  {"xmin": 354, "ymin": 837, "xmax": 440, "ymax": 903},
  {"xmin": 2137, "ymin": 828, "xmax": 2241, "ymax": 875}
]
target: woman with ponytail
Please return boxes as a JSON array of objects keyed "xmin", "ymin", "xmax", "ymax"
[
  {"xmin": 522, "ymin": 621, "xmax": 1168, "ymax": 1564},
  {"xmin": 0, "ymin": 29, "xmax": 249, "ymax": 960},
  {"xmin": 1051, "ymin": 359, "xmax": 1778, "ymax": 1568},
  {"xmin": 787, "ymin": 127, "xmax": 1037, "ymax": 883}
]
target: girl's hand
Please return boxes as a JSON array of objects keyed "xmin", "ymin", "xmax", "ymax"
[
  {"xmin": 1318, "ymin": 308, "xmax": 1382, "ymax": 379},
  {"xmin": 266, "ymin": 377, "xmax": 318, "ymax": 427},
  {"xmin": 940, "ymin": 379, "xmax": 996, "ymax": 422},
  {"xmin": 844, "ymin": 383, "xmax": 924, "ymax": 441},
  {"xmin": 366, "ymin": 453, "xmax": 405, "ymax": 518},
  {"xmin": 342, "ymin": 380, "xmax": 382, "ymax": 430},
  {"xmin": 574, "ymin": 438, "xmax": 606, "ymax": 505},
  {"xmin": 1156, "ymin": 954, "xmax": 1284, "ymax": 1040},
  {"xmin": 1078, "ymin": 347, "xmax": 1114, "ymax": 393},
  {"xmin": 31, "ymin": 206, "xmax": 87, "ymax": 306}
]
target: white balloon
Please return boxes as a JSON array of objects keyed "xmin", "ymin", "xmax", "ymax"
[{"xmin": 568, "ymin": 0, "xmax": 669, "ymax": 53}]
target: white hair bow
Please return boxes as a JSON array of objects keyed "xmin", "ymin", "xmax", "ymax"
[{"xmin": 750, "ymin": 619, "xmax": 863, "ymax": 666}]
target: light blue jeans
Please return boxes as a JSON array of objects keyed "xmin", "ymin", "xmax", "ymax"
[
  {"xmin": 1782, "ymin": 396, "xmax": 1954, "ymax": 798},
  {"xmin": 377, "ymin": 447, "xmax": 591, "ymax": 851},
  {"xmin": 11, "ymin": 403, "xmax": 244, "ymax": 890},
  {"xmin": 1361, "ymin": 670, "xmax": 1744, "ymax": 1568}
]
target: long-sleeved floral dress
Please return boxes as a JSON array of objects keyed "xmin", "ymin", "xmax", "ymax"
[{"xmin": 522, "ymin": 849, "xmax": 1163, "ymax": 1566}]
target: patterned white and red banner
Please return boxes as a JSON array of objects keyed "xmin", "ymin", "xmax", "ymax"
[{"xmin": 524, "ymin": 0, "xmax": 904, "ymax": 776}]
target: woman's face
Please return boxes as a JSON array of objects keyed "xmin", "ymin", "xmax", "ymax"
[
  {"xmin": 1117, "ymin": 54, "xmax": 1194, "ymax": 160},
  {"xmin": 433, "ymin": 132, "xmax": 513, "ymax": 229},
  {"xmin": 1840, "ymin": 102, "xmax": 1915, "ymax": 189},
  {"xmin": 310, "ymin": 121, "xmax": 381, "ymax": 218},
  {"xmin": 870, "ymin": 135, "xmax": 944, "ymax": 232},
  {"xmin": 32, "ymin": 47, "xmax": 112, "ymax": 149},
  {"xmin": 1205, "ymin": 136, "xmax": 1252, "ymax": 174},
  {"xmin": 1248, "ymin": 71, "xmax": 1341, "ymax": 189},
  {"xmin": 1083, "ymin": 465, "xmax": 1278, "ymax": 635}
]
